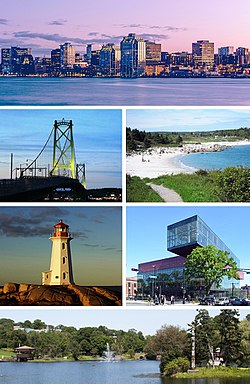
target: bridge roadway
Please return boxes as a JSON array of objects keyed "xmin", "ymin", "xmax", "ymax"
[{"xmin": 0, "ymin": 176, "xmax": 86, "ymax": 201}]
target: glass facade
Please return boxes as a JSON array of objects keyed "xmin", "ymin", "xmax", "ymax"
[{"xmin": 167, "ymin": 215, "xmax": 239, "ymax": 265}]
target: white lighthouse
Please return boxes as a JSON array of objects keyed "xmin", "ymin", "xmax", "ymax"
[{"xmin": 42, "ymin": 219, "xmax": 74, "ymax": 285}]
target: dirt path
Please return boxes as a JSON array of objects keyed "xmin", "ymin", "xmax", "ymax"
[{"xmin": 147, "ymin": 183, "xmax": 183, "ymax": 202}]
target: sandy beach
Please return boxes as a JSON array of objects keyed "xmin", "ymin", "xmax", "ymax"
[{"xmin": 126, "ymin": 140, "xmax": 250, "ymax": 179}]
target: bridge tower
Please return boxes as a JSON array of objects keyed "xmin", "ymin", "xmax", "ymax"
[
  {"xmin": 42, "ymin": 219, "xmax": 74, "ymax": 286},
  {"xmin": 51, "ymin": 119, "xmax": 76, "ymax": 178}
]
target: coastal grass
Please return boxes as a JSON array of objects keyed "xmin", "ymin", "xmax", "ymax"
[
  {"xmin": 148, "ymin": 172, "xmax": 220, "ymax": 202},
  {"xmin": 126, "ymin": 175, "xmax": 164, "ymax": 202},
  {"xmin": 175, "ymin": 367, "xmax": 250, "ymax": 379}
]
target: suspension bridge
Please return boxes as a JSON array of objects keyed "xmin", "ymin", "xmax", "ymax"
[{"xmin": 0, "ymin": 119, "xmax": 87, "ymax": 201}]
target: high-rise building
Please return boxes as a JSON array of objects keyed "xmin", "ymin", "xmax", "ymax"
[
  {"xmin": 120, "ymin": 33, "xmax": 146, "ymax": 78},
  {"xmin": 218, "ymin": 46, "xmax": 234, "ymax": 56},
  {"xmin": 51, "ymin": 49, "xmax": 61, "ymax": 73},
  {"xmin": 60, "ymin": 42, "xmax": 75, "ymax": 68},
  {"xmin": 235, "ymin": 47, "xmax": 249, "ymax": 65},
  {"xmin": 145, "ymin": 41, "xmax": 161, "ymax": 64},
  {"xmin": 10, "ymin": 47, "xmax": 32, "ymax": 74},
  {"xmin": 1, "ymin": 48, "xmax": 11, "ymax": 73},
  {"xmin": 192, "ymin": 40, "xmax": 214, "ymax": 66},
  {"xmin": 99, "ymin": 43, "xmax": 121, "ymax": 76},
  {"xmin": 86, "ymin": 44, "xmax": 92, "ymax": 64}
]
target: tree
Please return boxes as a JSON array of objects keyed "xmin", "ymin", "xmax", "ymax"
[
  {"xmin": 185, "ymin": 245, "xmax": 239, "ymax": 295},
  {"xmin": 214, "ymin": 310, "xmax": 242, "ymax": 366},
  {"xmin": 239, "ymin": 316, "xmax": 250, "ymax": 367},
  {"xmin": 191, "ymin": 309, "xmax": 219, "ymax": 366},
  {"xmin": 143, "ymin": 325, "xmax": 189, "ymax": 372}
]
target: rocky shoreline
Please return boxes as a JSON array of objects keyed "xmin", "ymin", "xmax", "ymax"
[{"xmin": 0, "ymin": 282, "xmax": 122, "ymax": 306}]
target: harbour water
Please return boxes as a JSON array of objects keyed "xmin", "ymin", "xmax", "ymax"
[
  {"xmin": 1, "ymin": 77, "xmax": 250, "ymax": 106},
  {"xmin": 0, "ymin": 361, "xmax": 247, "ymax": 384},
  {"xmin": 181, "ymin": 144, "xmax": 250, "ymax": 171}
]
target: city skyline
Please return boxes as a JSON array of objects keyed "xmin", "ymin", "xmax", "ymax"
[
  {"xmin": 0, "ymin": 109, "xmax": 122, "ymax": 189},
  {"xmin": 0, "ymin": 207, "xmax": 122, "ymax": 286},
  {"xmin": 1, "ymin": 0, "xmax": 250, "ymax": 56},
  {"xmin": 127, "ymin": 206, "xmax": 250, "ymax": 285}
]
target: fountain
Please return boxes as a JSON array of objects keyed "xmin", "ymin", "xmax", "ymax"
[{"xmin": 103, "ymin": 343, "xmax": 116, "ymax": 362}]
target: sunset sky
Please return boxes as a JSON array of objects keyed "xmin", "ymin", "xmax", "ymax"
[
  {"xmin": 0, "ymin": 206, "xmax": 122, "ymax": 286},
  {"xmin": 1, "ymin": 0, "xmax": 250, "ymax": 55}
]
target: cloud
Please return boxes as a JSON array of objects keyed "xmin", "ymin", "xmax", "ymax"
[
  {"xmin": 115, "ymin": 23, "xmax": 186, "ymax": 32},
  {"xmin": 48, "ymin": 19, "xmax": 67, "ymax": 26},
  {"xmin": 83, "ymin": 243, "xmax": 100, "ymax": 248},
  {"xmin": 88, "ymin": 32, "xmax": 98, "ymax": 37},
  {"xmin": 139, "ymin": 33, "xmax": 170, "ymax": 41},
  {"xmin": 0, "ymin": 18, "xmax": 8, "ymax": 25}
]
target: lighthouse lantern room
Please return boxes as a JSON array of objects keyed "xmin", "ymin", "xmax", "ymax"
[{"xmin": 42, "ymin": 219, "xmax": 74, "ymax": 285}]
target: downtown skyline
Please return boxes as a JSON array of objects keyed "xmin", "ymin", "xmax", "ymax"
[{"xmin": 1, "ymin": 0, "xmax": 250, "ymax": 56}]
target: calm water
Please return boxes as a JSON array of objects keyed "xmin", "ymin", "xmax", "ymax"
[
  {"xmin": 1, "ymin": 77, "xmax": 250, "ymax": 105},
  {"xmin": 0, "ymin": 361, "xmax": 247, "ymax": 384},
  {"xmin": 181, "ymin": 145, "xmax": 250, "ymax": 171}
]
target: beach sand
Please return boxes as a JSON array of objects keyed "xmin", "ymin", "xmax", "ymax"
[{"xmin": 126, "ymin": 141, "xmax": 250, "ymax": 179}]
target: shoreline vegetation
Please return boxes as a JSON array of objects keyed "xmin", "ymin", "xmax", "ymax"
[{"xmin": 126, "ymin": 137, "xmax": 250, "ymax": 202}]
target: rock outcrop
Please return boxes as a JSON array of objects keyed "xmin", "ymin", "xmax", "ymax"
[{"xmin": 0, "ymin": 283, "xmax": 122, "ymax": 306}]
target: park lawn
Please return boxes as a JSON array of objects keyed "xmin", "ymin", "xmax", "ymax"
[
  {"xmin": 0, "ymin": 348, "xmax": 15, "ymax": 358},
  {"xmin": 175, "ymin": 367, "xmax": 250, "ymax": 379},
  {"xmin": 126, "ymin": 176, "xmax": 164, "ymax": 202}
]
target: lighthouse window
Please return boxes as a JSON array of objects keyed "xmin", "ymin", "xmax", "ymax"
[
  {"xmin": 55, "ymin": 276, "xmax": 59, "ymax": 279},
  {"xmin": 62, "ymin": 257, "xmax": 66, "ymax": 264},
  {"xmin": 62, "ymin": 243, "xmax": 65, "ymax": 250},
  {"xmin": 63, "ymin": 272, "xmax": 66, "ymax": 279}
]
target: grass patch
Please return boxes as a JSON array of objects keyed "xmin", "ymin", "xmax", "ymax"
[
  {"xmin": 150, "ymin": 172, "xmax": 220, "ymax": 202},
  {"xmin": 126, "ymin": 175, "xmax": 163, "ymax": 202},
  {"xmin": 175, "ymin": 367, "xmax": 250, "ymax": 379},
  {"xmin": 0, "ymin": 348, "xmax": 15, "ymax": 358}
]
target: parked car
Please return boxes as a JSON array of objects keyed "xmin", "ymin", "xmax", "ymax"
[
  {"xmin": 231, "ymin": 298, "xmax": 250, "ymax": 306},
  {"xmin": 199, "ymin": 296, "xmax": 215, "ymax": 305},
  {"xmin": 214, "ymin": 297, "xmax": 229, "ymax": 306}
]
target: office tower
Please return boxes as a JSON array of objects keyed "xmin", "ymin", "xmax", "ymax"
[
  {"xmin": 1, "ymin": 48, "xmax": 11, "ymax": 73},
  {"xmin": 60, "ymin": 42, "xmax": 75, "ymax": 68},
  {"xmin": 145, "ymin": 41, "xmax": 161, "ymax": 64},
  {"xmin": 120, "ymin": 33, "xmax": 146, "ymax": 78},
  {"xmin": 86, "ymin": 44, "xmax": 92, "ymax": 64},
  {"xmin": 218, "ymin": 46, "xmax": 234, "ymax": 56},
  {"xmin": 192, "ymin": 40, "xmax": 214, "ymax": 66},
  {"xmin": 99, "ymin": 43, "xmax": 121, "ymax": 76},
  {"xmin": 51, "ymin": 49, "xmax": 61, "ymax": 73},
  {"xmin": 235, "ymin": 47, "xmax": 249, "ymax": 65},
  {"xmin": 10, "ymin": 47, "xmax": 31, "ymax": 73}
]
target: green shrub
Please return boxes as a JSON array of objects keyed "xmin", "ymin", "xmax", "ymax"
[
  {"xmin": 195, "ymin": 169, "xmax": 208, "ymax": 176},
  {"xmin": 215, "ymin": 166, "xmax": 250, "ymax": 202},
  {"xmin": 163, "ymin": 357, "xmax": 190, "ymax": 377}
]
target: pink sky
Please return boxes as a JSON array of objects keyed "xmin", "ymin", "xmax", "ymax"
[{"xmin": 1, "ymin": 0, "xmax": 250, "ymax": 56}]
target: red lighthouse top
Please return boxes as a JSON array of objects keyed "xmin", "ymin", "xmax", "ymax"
[{"xmin": 53, "ymin": 219, "xmax": 69, "ymax": 237}]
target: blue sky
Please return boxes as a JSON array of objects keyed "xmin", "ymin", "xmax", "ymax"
[
  {"xmin": 127, "ymin": 109, "xmax": 250, "ymax": 133},
  {"xmin": 127, "ymin": 206, "xmax": 250, "ymax": 285},
  {"xmin": 0, "ymin": 109, "xmax": 122, "ymax": 188},
  {"xmin": 0, "ymin": 309, "xmax": 248, "ymax": 335},
  {"xmin": 0, "ymin": 206, "xmax": 122, "ymax": 286}
]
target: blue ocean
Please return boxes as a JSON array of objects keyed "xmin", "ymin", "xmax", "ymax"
[{"xmin": 181, "ymin": 144, "xmax": 250, "ymax": 171}]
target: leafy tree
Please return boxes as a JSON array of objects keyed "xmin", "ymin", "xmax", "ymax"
[
  {"xmin": 185, "ymin": 245, "xmax": 239, "ymax": 295},
  {"xmin": 191, "ymin": 309, "xmax": 219, "ymax": 366},
  {"xmin": 215, "ymin": 166, "xmax": 250, "ymax": 202},
  {"xmin": 144, "ymin": 325, "xmax": 189, "ymax": 372},
  {"xmin": 239, "ymin": 317, "xmax": 250, "ymax": 367},
  {"xmin": 214, "ymin": 310, "xmax": 242, "ymax": 366},
  {"xmin": 32, "ymin": 319, "xmax": 46, "ymax": 330},
  {"xmin": 163, "ymin": 357, "xmax": 190, "ymax": 376}
]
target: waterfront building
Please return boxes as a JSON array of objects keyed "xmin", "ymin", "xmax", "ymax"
[
  {"xmin": 218, "ymin": 46, "xmax": 234, "ymax": 56},
  {"xmin": 42, "ymin": 219, "xmax": 74, "ymax": 285},
  {"xmin": 60, "ymin": 42, "xmax": 75, "ymax": 68},
  {"xmin": 235, "ymin": 47, "xmax": 250, "ymax": 65},
  {"xmin": 138, "ymin": 215, "xmax": 241, "ymax": 293},
  {"xmin": 10, "ymin": 47, "xmax": 32, "ymax": 74},
  {"xmin": 86, "ymin": 44, "xmax": 92, "ymax": 64},
  {"xmin": 120, "ymin": 33, "xmax": 146, "ymax": 78},
  {"xmin": 192, "ymin": 40, "xmax": 214, "ymax": 67},
  {"xmin": 170, "ymin": 52, "xmax": 193, "ymax": 67},
  {"xmin": 51, "ymin": 49, "xmax": 61, "ymax": 74},
  {"xmin": 145, "ymin": 41, "xmax": 161, "ymax": 64},
  {"xmin": 34, "ymin": 57, "xmax": 51, "ymax": 75},
  {"xmin": 99, "ymin": 44, "xmax": 121, "ymax": 76},
  {"xmin": 1, "ymin": 48, "xmax": 11, "ymax": 73}
]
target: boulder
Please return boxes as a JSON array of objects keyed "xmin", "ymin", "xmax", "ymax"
[
  {"xmin": 19, "ymin": 284, "xmax": 29, "ymax": 292},
  {"xmin": 3, "ymin": 282, "xmax": 17, "ymax": 294}
]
